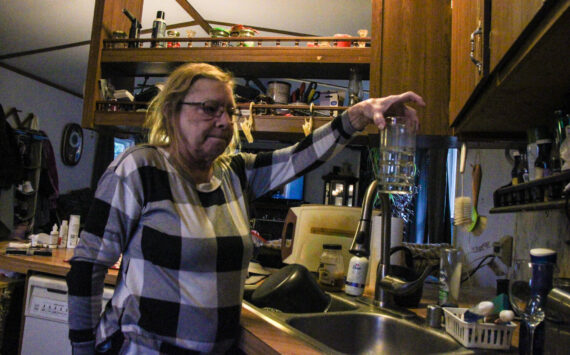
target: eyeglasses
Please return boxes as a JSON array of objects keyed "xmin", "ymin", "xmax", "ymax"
[{"xmin": 181, "ymin": 100, "xmax": 241, "ymax": 120}]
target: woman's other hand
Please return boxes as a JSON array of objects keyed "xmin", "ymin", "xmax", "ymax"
[{"xmin": 347, "ymin": 91, "xmax": 425, "ymax": 131}]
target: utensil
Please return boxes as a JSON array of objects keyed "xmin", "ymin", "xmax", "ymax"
[
  {"xmin": 290, "ymin": 88, "xmax": 300, "ymax": 102},
  {"xmin": 303, "ymin": 82, "xmax": 318, "ymax": 103},
  {"xmin": 298, "ymin": 82, "xmax": 306, "ymax": 102},
  {"xmin": 454, "ymin": 144, "xmax": 472, "ymax": 227},
  {"xmin": 467, "ymin": 163, "xmax": 482, "ymax": 232},
  {"xmin": 307, "ymin": 90, "xmax": 320, "ymax": 103}
]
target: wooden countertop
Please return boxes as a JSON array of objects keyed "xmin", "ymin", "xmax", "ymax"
[
  {"xmin": 0, "ymin": 242, "xmax": 118, "ymax": 285},
  {"xmin": 0, "ymin": 243, "xmax": 517, "ymax": 354}
]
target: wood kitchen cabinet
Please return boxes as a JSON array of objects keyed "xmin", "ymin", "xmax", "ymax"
[
  {"xmin": 450, "ymin": 0, "xmax": 570, "ymax": 139},
  {"xmin": 81, "ymin": 0, "xmax": 451, "ymax": 139},
  {"xmin": 449, "ymin": 0, "xmax": 489, "ymax": 126},
  {"xmin": 489, "ymin": 0, "xmax": 544, "ymax": 72}
]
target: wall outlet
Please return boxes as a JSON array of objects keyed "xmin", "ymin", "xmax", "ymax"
[{"xmin": 493, "ymin": 235, "xmax": 513, "ymax": 267}]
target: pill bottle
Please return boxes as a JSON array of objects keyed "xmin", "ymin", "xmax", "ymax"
[{"xmin": 318, "ymin": 244, "xmax": 345, "ymax": 291}]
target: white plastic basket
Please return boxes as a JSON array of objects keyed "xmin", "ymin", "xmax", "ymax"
[{"xmin": 443, "ymin": 307, "xmax": 516, "ymax": 350}]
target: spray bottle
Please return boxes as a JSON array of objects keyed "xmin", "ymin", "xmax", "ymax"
[{"xmin": 151, "ymin": 11, "xmax": 167, "ymax": 48}]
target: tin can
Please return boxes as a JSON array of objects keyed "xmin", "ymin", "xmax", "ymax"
[
  {"xmin": 167, "ymin": 30, "xmax": 180, "ymax": 48},
  {"xmin": 209, "ymin": 27, "xmax": 229, "ymax": 47},
  {"xmin": 111, "ymin": 30, "xmax": 128, "ymax": 49},
  {"xmin": 229, "ymin": 25, "xmax": 257, "ymax": 47}
]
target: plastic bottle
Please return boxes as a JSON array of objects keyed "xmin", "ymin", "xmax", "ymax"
[
  {"xmin": 151, "ymin": 11, "xmax": 166, "ymax": 48},
  {"xmin": 526, "ymin": 129, "xmax": 538, "ymax": 181},
  {"xmin": 345, "ymin": 254, "xmax": 369, "ymax": 296},
  {"xmin": 520, "ymin": 152, "xmax": 530, "ymax": 183},
  {"xmin": 49, "ymin": 224, "xmax": 59, "ymax": 248},
  {"xmin": 318, "ymin": 244, "xmax": 345, "ymax": 291},
  {"xmin": 67, "ymin": 214, "xmax": 81, "ymax": 249},
  {"xmin": 58, "ymin": 220, "xmax": 68, "ymax": 248}
]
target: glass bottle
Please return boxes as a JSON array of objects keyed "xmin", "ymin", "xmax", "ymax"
[
  {"xmin": 318, "ymin": 244, "xmax": 345, "ymax": 291},
  {"xmin": 534, "ymin": 138, "xmax": 552, "ymax": 179},
  {"xmin": 519, "ymin": 151, "xmax": 530, "ymax": 183},
  {"xmin": 511, "ymin": 150, "xmax": 522, "ymax": 185}
]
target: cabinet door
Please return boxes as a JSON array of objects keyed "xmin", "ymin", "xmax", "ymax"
[
  {"xmin": 449, "ymin": 0, "xmax": 489, "ymax": 125},
  {"xmin": 381, "ymin": 0, "xmax": 451, "ymax": 136},
  {"xmin": 490, "ymin": 0, "xmax": 544, "ymax": 72}
]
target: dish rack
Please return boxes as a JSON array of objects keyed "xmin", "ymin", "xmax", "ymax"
[{"xmin": 443, "ymin": 307, "xmax": 516, "ymax": 350}]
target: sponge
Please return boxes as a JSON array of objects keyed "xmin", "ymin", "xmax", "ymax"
[
  {"xmin": 463, "ymin": 301, "xmax": 494, "ymax": 323},
  {"xmin": 463, "ymin": 294, "xmax": 511, "ymax": 323}
]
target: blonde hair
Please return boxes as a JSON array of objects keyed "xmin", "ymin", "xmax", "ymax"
[{"xmin": 144, "ymin": 63, "xmax": 239, "ymax": 156}]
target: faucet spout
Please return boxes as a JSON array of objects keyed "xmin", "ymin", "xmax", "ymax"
[
  {"xmin": 349, "ymin": 180, "xmax": 378, "ymax": 256},
  {"xmin": 374, "ymin": 192, "xmax": 392, "ymax": 307},
  {"xmin": 351, "ymin": 180, "xmax": 429, "ymax": 309}
]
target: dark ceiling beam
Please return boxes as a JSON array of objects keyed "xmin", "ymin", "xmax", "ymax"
[
  {"xmin": 175, "ymin": 0, "xmax": 212, "ymax": 34},
  {"xmin": 0, "ymin": 61, "xmax": 83, "ymax": 99},
  {"xmin": 0, "ymin": 40, "xmax": 90, "ymax": 60}
]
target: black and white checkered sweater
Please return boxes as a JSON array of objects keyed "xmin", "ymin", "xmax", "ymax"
[{"xmin": 67, "ymin": 112, "xmax": 357, "ymax": 354}]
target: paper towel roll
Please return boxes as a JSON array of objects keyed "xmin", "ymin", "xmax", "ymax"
[{"xmin": 366, "ymin": 215, "xmax": 405, "ymax": 287}]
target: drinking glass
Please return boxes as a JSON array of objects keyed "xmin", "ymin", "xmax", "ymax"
[
  {"xmin": 377, "ymin": 116, "xmax": 416, "ymax": 194},
  {"xmin": 509, "ymin": 259, "xmax": 532, "ymax": 316},
  {"xmin": 509, "ymin": 260, "xmax": 552, "ymax": 355}
]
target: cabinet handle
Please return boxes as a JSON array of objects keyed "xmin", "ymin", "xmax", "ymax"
[{"xmin": 469, "ymin": 22, "xmax": 483, "ymax": 75}]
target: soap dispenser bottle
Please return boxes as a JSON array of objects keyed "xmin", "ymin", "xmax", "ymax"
[{"xmin": 345, "ymin": 253, "xmax": 369, "ymax": 296}]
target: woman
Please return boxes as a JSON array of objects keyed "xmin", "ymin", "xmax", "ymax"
[{"xmin": 67, "ymin": 63, "xmax": 424, "ymax": 354}]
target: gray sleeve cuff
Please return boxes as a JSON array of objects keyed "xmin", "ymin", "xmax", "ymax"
[{"xmin": 339, "ymin": 110, "xmax": 359, "ymax": 135}]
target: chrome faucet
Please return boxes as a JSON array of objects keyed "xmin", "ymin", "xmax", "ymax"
[{"xmin": 350, "ymin": 180, "xmax": 434, "ymax": 309}]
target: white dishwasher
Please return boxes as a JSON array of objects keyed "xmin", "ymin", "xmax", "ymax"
[{"xmin": 21, "ymin": 274, "xmax": 114, "ymax": 355}]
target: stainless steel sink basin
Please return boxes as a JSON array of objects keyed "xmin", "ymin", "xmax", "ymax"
[
  {"xmin": 287, "ymin": 312, "xmax": 468, "ymax": 354},
  {"xmin": 244, "ymin": 292, "xmax": 473, "ymax": 354}
]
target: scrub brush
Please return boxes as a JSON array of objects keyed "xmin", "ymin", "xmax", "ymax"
[{"xmin": 454, "ymin": 143, "xmax": 472, "ymax": 227}]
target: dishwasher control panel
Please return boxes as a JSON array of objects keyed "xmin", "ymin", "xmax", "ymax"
[{"xmin": 28, "ymin": 296, "xmax": 68, "ymax": 322}]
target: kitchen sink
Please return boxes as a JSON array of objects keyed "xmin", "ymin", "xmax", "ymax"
[
  {"xmin": 243, "ymin": 292, "xmax": 473, "ymax": 354},
  {"xmin": 287, "ymin": 312, "xmax": 468, "ymax": 354}
]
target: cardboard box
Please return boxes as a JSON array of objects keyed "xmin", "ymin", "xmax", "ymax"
[{"xmin": 318, "ymin": 91, "xmax": 341, "ymax": 117}]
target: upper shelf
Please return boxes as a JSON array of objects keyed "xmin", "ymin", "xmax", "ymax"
[
  {"xmin": 101, "ymin": 37, "xmax": 372, "ymax": 79},
  {"xmin": 452, "ymin": 0, "xmax": 570, "ymax": 140}
]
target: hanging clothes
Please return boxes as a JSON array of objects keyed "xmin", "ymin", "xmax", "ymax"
[
  {"xmin": 35, "ymin": 134, "xmax": 59, "ymax": 230},
  {"xmin": 0, "ymin": 105, "xmax": 24, "ymax": 189}
]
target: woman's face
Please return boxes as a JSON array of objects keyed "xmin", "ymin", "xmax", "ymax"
[{"xmin": 175, "ymin": 78, "xmax": 235, "ymax": 166}]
